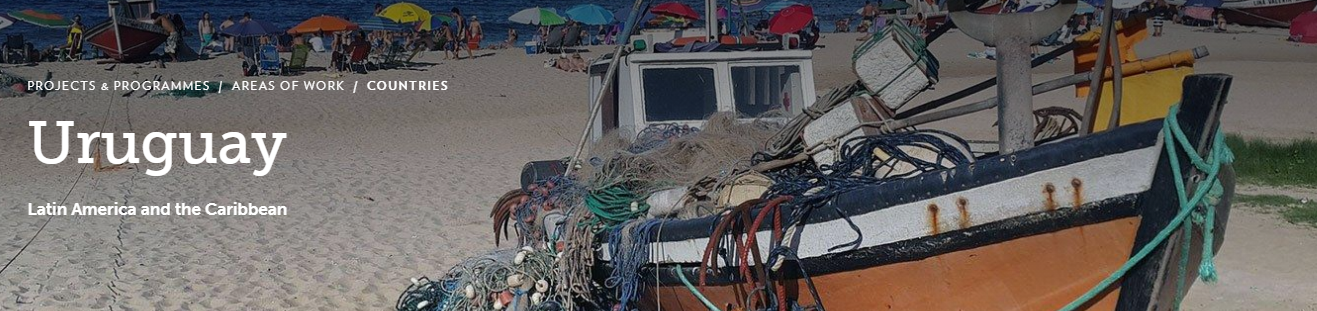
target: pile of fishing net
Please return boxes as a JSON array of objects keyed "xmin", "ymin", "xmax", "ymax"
[{"xmin": 396, "ymin": 106, "xmax": 984, "ymax": 310}]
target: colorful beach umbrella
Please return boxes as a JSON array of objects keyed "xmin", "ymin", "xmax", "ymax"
[
  {"xmin": 769, "ymin": 4, "xmax": 813, "ymax": 34},
  {"xmin": 763, "ymin": 1, "xmax": 802, "ymax": 13},
  {"xmin": 651, "ymin": 2, "xmax": 702, "ymax": 20},
  {"xmin": 221, "ymin": 19, "xmax": 281, "ymax": 36},
  {"xmin": 509, "ymin": 7, "xmax": 566, "ymax": 26},
  {"xmin": 379, "ymin": 2, "xmax": 431, "ymax": 30},
  {"xmin": 287, "ymin": 15, "xmax": 358, "ymax": 34},
  {"xmin": 565, "ymin": 4, "xmax": 614, "ymax": 25},
  {"xmin": 426, "ymin": 15, "xmax": 456, "ymax": 30},
  {"xmin": 358, "ymin": 15, "xmax": 409, "ymax": 31},
  {"xmin": 7, "ymin": 9, "xmax": 72, "ymax": 29}
]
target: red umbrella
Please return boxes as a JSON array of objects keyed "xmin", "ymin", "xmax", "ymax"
[
  {"xmin": 768, "ymin": 4, "xmax": 812, "ymax": 35},
  {"xmin": 1291, "ymin": 11, "xmax": 1317, "ymax": 43},
  {"xmin": 651, "ymin": 2, "xmax": 701, "ymax": 20}
]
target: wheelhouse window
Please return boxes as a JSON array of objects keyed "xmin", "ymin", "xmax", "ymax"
[
  {"xmin": 641, "ymin": 67, "xmax": 717, "ymax": 122},
  {"xmin": 731, "ymin": 65, "xmax": 802, "ymax": 117}
]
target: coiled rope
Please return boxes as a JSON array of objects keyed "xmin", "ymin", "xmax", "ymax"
[{"xmin": 1058, "ymin": 105, "xmax": 1233, "ymax": 311}]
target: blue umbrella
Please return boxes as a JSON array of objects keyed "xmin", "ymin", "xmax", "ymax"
[
  {"xmin": 358, "ymin": 15, "xmax": 408, "ymax": 31},
  {"xmin": 566, "ymin": 4, "xmax": 614, "ymax": 25},
  {"xmin": 221, "ymin": 19, "xmax": 281, "ymax": 36},
  {"xmin": 764, "ymin": 1, "xmax": 802, "ymax": 12}
]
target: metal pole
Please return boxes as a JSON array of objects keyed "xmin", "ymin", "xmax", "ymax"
[
  {"xmin": 994, "ymin": 37, "xmax": 1036, "ymax": 154},
  {"xmin": 1106, "ymin": 16, "xmax": 1124, "ymax": 130},
  {"xmin": 1080, "ymin": 3, "xmax": 1116, "ymax": 135},
  {"xmin": 564, "ymin": 0, "xmax": 646, "ymax": 176}
]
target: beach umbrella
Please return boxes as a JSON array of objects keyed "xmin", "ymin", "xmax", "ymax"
[
  {"xmin": 287, "ymin": 15, "xmax": 358, "ymax": 34},
  {"xmin": 565, "ymin": 4, "xmax": 614, "ymax": 25},
  {"xmin": 729, "ymin": 0, "xmax": 769, "ymax": 13},
  {"xmin": 358, "ymin": 15, "xmax": 409, "ymax": 31},
  {"xmin": 1291, "ymin": 11, "xmax": 1317, "ymax": 43},
  {"xmin": 768, "ymin": 4, "xmax": 813, "ymax": 34},
  {"xmin": 7, "ymin": 9, "xmax": 72, "ymax": 29},
  {"xmin": 651, "ymin": 2, "xmax": 701, "ymax": 20},
  {"xmin": 509, "ymin": 7, "xmax": 566, "ymax": 26},
  {"xmin": 763, "ymin": 1, "xmax": 802, "ymax": 13},
  {"xmin": 379, "ymin": 2, "xmax": 432, "ymax": 30},
  {"xmin": 426, "ymin": 15, "xmax": 456, "ymax": 30},
  {"xmin": 221, "ymin": 19, "xmax": 281, "ymax": 37}
]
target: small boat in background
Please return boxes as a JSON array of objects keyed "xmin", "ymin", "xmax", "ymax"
[
  {"xmin": 1169, "ymin": 0, "xmax": 1317, "ymax": 27},
  {"xmin": 85, "ymin": 0, "xmax": 168, "ymax": 62}
]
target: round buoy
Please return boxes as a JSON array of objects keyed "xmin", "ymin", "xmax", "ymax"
[{"xmin": 12, "ymin": 83, "xmax": 26, "ymax": 93}]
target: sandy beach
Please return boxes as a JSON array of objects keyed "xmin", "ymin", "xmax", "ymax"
[{"xmin": 2, "ymin": 23, "xmax": 1315, "ymax": 310}]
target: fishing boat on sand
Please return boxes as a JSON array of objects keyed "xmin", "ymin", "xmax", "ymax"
[
  {"xmin": 1170, "ymin": 0, "xmax": 1317, "ymax": 27},
  {"xmin": 85, "ymin": 0, "xmax": 168, "ymax": 62},
  {"xmin": 396, "ymin": 0, "xmax": 1238, "ymax": 310}
]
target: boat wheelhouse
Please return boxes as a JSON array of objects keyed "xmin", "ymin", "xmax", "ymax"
[{"xmin": 587, "ymin": 49, "xmax": 816, "ymax": 141}]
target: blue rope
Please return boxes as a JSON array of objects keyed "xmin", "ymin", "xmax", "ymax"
[{"xmin": 605, "ymin": 219, "xmax": 661, "ymax": 310}]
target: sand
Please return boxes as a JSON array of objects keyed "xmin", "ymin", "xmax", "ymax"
[{"xmin": 1, "ymin": 23, "xmax": 1315, "ymax": 310}]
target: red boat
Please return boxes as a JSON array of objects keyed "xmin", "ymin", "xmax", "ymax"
[
  {"xmin": 1220, "ymin": 0, "xmax": 1317, "ymax": 27},
  {"xmin": 1170, "ymin": 0, "xmax": 1317, "ymax": 27},
  {"xmin": 85, "ymin": 0, "xmax": 167, "ymax": 61}
]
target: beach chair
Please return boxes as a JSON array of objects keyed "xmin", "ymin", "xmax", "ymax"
[
  {"xmin": 285, "ymin": 44, "xmax": 310, "ymax": 71},
  {"xmin": 347, "ymin": 43, "xmax": 371, "ymax": 73},
  {"xmin": 3, "ymin": 35, "xmax": 29, "ymax": 64},
  {"xmin": 257, "ymin": 44, "xmax": 283, "ymax": 76}
]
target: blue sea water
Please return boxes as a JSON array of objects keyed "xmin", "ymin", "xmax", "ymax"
[{"xmin": 3, "ymin": 0, "xmax": 868, "ymax": 50}]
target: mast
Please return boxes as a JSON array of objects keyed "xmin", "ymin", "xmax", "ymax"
[{"xmin": 706, "ymin": 0, "xmax": 719, "ymax": 41}]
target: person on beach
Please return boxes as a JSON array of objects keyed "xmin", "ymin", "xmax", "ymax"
[
  {"xmin": 152, "ymin": 12, "xmax": 180, "ymax": 62},
  {"xmin": 242, "ymin": 12, "xmax": 252, "ymax": 23},
  {"xmin": 220, "ymin": 16, "xmax": 235, "ymax": 52},
  {"xmin": 439, "ymin": 22, "xmax": 455, "ymax": 59},
  {"xmin": 374, "ymin": 3, "xmax": 385, "ymax": 16},
  {"xmin": 198, "ymin": 12, "xmax": 215, "ymax": 55},
  {"xmin": 450, "ymin": 7, "xmax": 474, "ymax": 59},
  {"xmin": 501, "ymin": 29, "xmax": 518, "ymax": 49},
  {"xmin": 468, "ymin": 16, "xmax": 483, "ymax": 50},
  {"xmin": 1214, "ymin": 13, "xmax": 1227, "ymax": 32},
  {"xmin": 911, "ymin": 13, "xmax": 926, "ymax": 34},
  {"xmin": 66, "ymin": 15, "xmax": 84, "ymax": 59},
  {"xmin": 310, "ymin": 31, "xmax": 326, "ymax": 52},
  {"xmin": 862, "ymin": 1, "xmax": 878, "ymax": 21}
]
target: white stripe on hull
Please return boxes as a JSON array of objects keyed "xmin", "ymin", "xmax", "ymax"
[{"xmin": 605, "ymin": 142, "xmax": 1163, "ymax": 264}]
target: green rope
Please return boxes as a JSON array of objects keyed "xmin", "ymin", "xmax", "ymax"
[
  {"xmin": 674, "ymin": 264, "xmax": 724, "ymax": 311},
  {"xmin": 1058, "ymin": 105, "xmax": 1233, "ymax": 311},
  {"xmin": 584, "ymin": 185, "xmax": 649, "ymax": 228}
]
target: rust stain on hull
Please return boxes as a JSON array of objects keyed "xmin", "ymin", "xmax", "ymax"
[
  {"xmin": 956, "ymin": 197, "xmax": 970, "ymax": 229},
  {"xmin": 1043, "ymin": 183, "xmax": 1058, "ymax": 211},
  {"xmin": 1071, "ymin": 178, "xmax": 1085, "ymax": 208},
  {"xmin": 928, "ymin": 203, "xmax": 941, "ymax": 235}
]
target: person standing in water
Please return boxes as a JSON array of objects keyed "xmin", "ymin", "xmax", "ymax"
[
  {"xmin": 220, "ymin": 16, "xmax": 235, "ymax": 52},
  {"xmin": 198, "ymin": 12, "xmax": 215, "ymax": 55}
]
